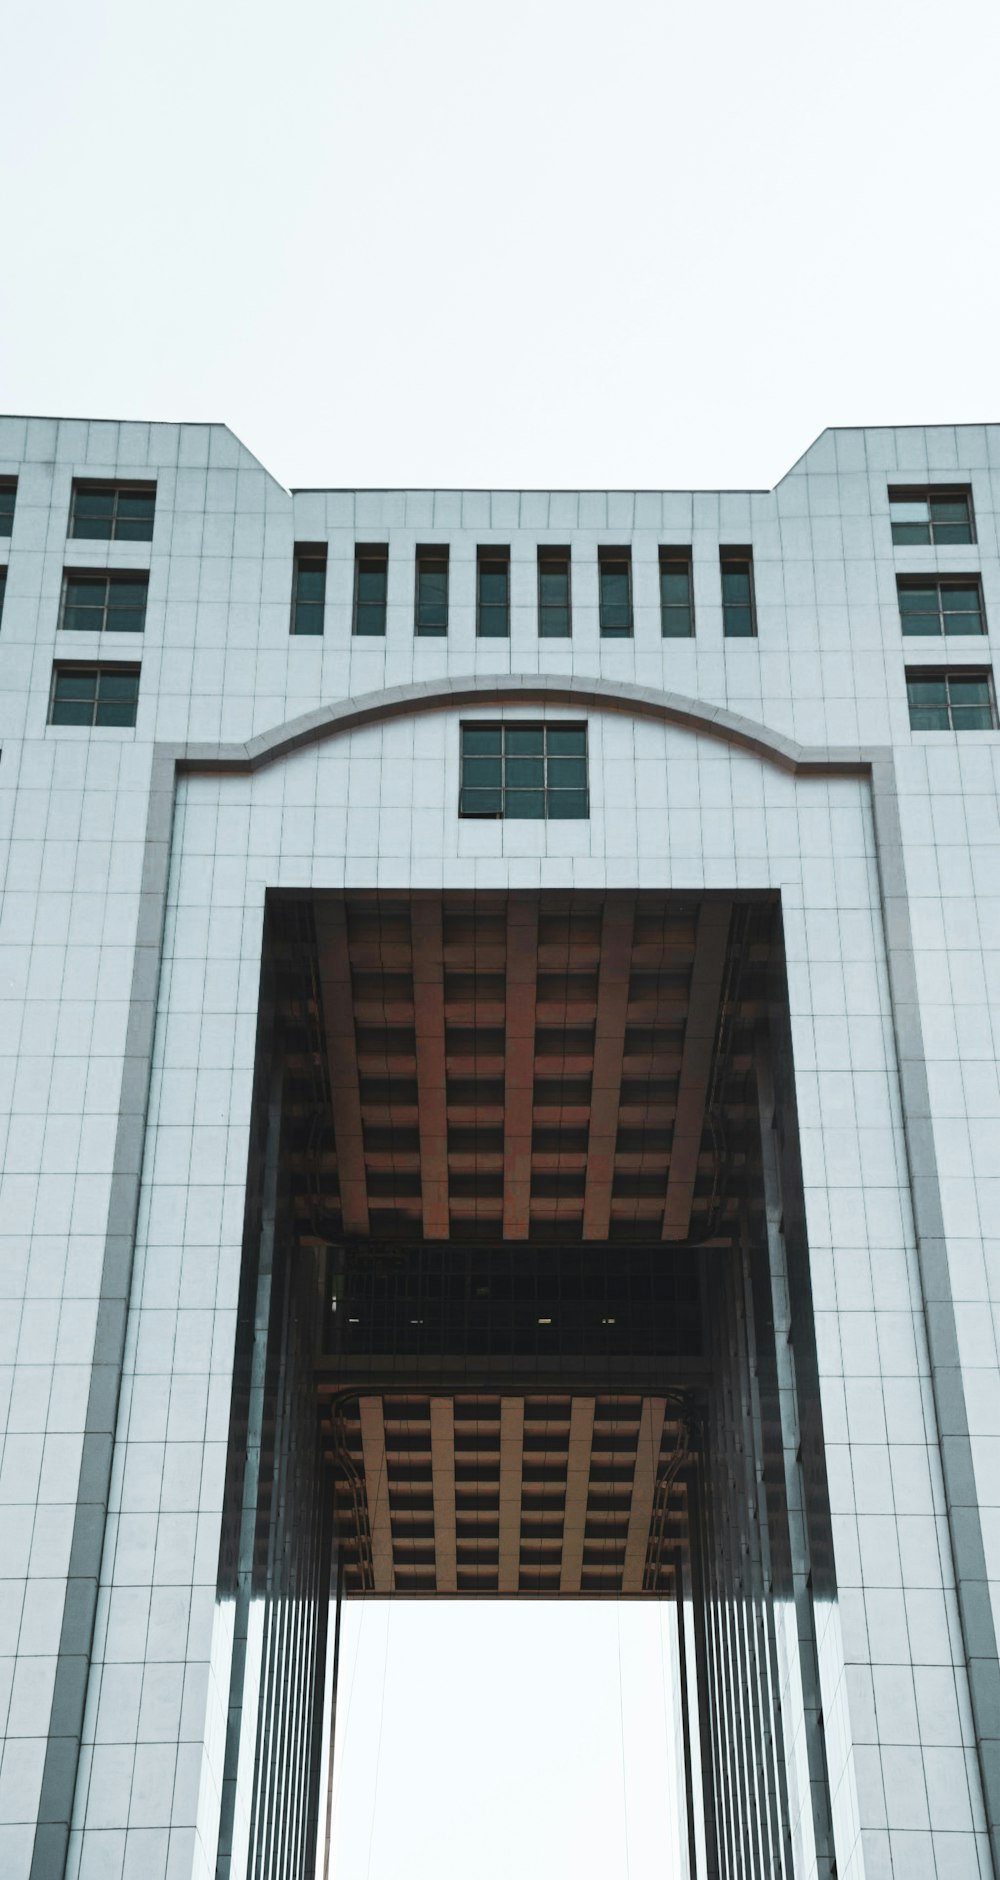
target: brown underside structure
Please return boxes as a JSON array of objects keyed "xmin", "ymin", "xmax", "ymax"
[
  {"xmin": 269, "ymin": 889, "xmax": 774, "ymax": 1600},
  {"xmin": 217, "ymin": 887, "xmax": 839, "ymax": 1880}
]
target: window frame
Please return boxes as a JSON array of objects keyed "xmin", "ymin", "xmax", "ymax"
[
  {"xmin": 290, "ymin": 542, "xmax": 328, "ymax": 636},
  {"xmin": 720, "ymin": 547, "xmax": 757, "ymax": 639},
  {"xmin": 476, "ymin": 546, "xmax": 511, "ymax": 639},
  {"xmin": 888, "ymin": 485, "xmax": 976, "ymax": 547},
  {"xmin": 659, "ymin": 547, "xmax": 695, "ymax": 638},
  {"xmin": 905, "ymin": 667, "xmax": 997, "ymax": 733},
  {"xmin": 69, "ymin": 480, "xmax": 156, "ymax": 543},
  {"xmin": 353, "ymin": 543, "xmax": 389, "ymax": 637},
  {"xmin": 48, "ymin": 662, "xmax": 141, "ymax": 729},
  {"xmin": 598, "ymin": 546, "xmax": 633, "ymax": 638},
  {"xmin": 897, "ymin": 575, "xmax": 986, "ymax": 638},
  {"xmin": 0, "ymin": 478, "xmax": 16, "ymax": 537},
  {"xmin": 414, "ymin": 544, "xmax": 450, "ymax": 637},
  {"xmin": 537, "ymin": 546, "xmax": 572, "ymax": 639},
  {"xmin": 59, "ymin": 570, "xmax": 149, "ymax": 635},
  {"xmin": 459, "ymin": 721, "xmax": 589, "ymax": 820}
]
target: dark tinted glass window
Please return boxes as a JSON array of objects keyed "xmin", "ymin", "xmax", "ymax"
[
  {"xmin": 898, "ymin": 578, "xmax": 985, "ymax": 637},
  {"xmin": 61, "ymin": 572, "xmax": 148, "ymax": 634},
  {"xmin": 70, "ymin": 482, "xmax": 155, "ymax": 542},
  {"xmin": 538, "ymin": 549, "xmax": 571, "ymax": 638},
  {"xmin": 906, "ymin": 670, "xmax": 996, "ymax": 731},
  {"xmin": 659, "ymin": 551, "xmax": 694, "ymax": 637},
  {"xmin": 416, "ymin": 547, "xmax": 449, "ymax": 635},
  {"xmin": 598, "ymin": 549, "xmax": 632, "ymax": 636},
  {"xmin": 0, "ymin": 481, "xmax": 16, "ymax": 536},
  {"xmin": 291, "ymin": 546, "xmax": 327, "ymax": 635},
  {"xmin": 354, "ymin": 547, "xmax": 388, "ymax": 635},
  {"xmin": 889, "ymin": 487, "xmax": 974, "ymax": 546},
  {"xmin": 0, "ymin": 566, "xmax": 6, "ymax": 622},
  {"xmin": 477, "ymin": 549, "xmax": 510, "ymax": 638},
  {"xmin": 50, "ymin": 665, "xmax": 140, "ymax": 727},
  {"xmin": 460, "ymin": 723, "xmax": 588, "ymax": 819},
  {"xmin": 720, "ymin": 550, "xmax": 756, "ymax": 637}
]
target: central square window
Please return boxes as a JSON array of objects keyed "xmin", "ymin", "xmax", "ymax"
[{"xmin": 460, "ymin": 723, "xmax": 589, "ymax": 819}]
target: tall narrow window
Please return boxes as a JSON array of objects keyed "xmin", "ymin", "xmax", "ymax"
[
  {"xmin": 60, "ymin": 571, "xmax": 148, "ymax": 633},
  {"xmin": 477, "ymin": 548, "xmax": 510, "ymax": 638},
  {"xmin": 889, "ymin": 487, "xmax": 974, "ymax": 546},
  {"xmin": 460, "ymin": 723, "xmax": 588, "ymax": 818},
  {"xmin": 897, "ymin": 577, "xmax": 985, "ymax": 637},
  {"xmin": 720, "ymin": 549, "xmax": 756, "ymax": 637},
  {"xmin": 415, "ymin": 546, "xmax": 449, "ymax": 636},
  {"xmin": 538, "ymin": 548, "xmax": 571, "ymax": 638},
  {"xmin": 49, "ymin": 664, "xmax": 141, "ymax": 727},
  {"xmin": 0, "ymin": 566, "xmax": 6, "ymax": 623},
  {"xmin": 291, "ymin": 544, "xmax": 327, "ymax": 635},
  {"xmin": 598, "ymin": 548, "xmax": 632, "ymax": 637},
  {"xmin": 659, "ymin": 549, "xmax": 694, "ymax": 637},
  {"xmin": 70, "ymin": 481, "xmax": 156, "ymax": 542},
  {"xmin": 906, "ymin": 669, "xmax": 996, "ymax": 731},
  {"xmin": 0, "ymin": 479, "xmax": 16, "ymax": 537},
  {"xmin": 354, "ymin": 546, "xmax": 388, "ymax": 636}
]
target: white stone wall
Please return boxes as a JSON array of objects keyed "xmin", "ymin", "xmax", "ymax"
[{"xmin": 0, "ymin": 416, "xmax": 998, "ymax": 1880}]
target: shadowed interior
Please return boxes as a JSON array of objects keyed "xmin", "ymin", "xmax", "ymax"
[{"xmin": 216, "ymin": 888, "xmax": 837, "ymax": 1880}]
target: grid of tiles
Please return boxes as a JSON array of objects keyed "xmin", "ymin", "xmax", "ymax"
[{"xmin": 0, "ymin": 417, "xmax": 998, "ymax": 1880}]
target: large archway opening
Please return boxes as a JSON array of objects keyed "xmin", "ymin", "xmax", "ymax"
[{"xmin": 215, "ymin": 888, "xmax": 837, "ymax": 1880}]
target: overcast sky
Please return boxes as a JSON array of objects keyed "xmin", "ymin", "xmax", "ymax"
[
  {"xmin": 328, "ymin": 1601, "xmax": 682, "ymax": 1880},
  {"xmin": 4, "ymin": 2, "xmax": 1000, "ymax": 1875},
  {"xmin": 3, "ymin": 0, "xmax": 1000, "ymax": 495}
]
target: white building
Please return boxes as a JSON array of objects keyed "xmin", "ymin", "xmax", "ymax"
[{"xmin": 0, "ymin": 416, "xmax": 998, "ymax": 1880}]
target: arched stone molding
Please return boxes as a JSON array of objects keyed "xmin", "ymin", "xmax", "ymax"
[{"xmin": 169, "ymin": 672, "xmax": 881, "ymax": 780}]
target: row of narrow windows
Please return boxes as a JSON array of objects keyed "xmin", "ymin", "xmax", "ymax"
[
  {"xmin": 0, "ymin": 478, "xmax": 978, "ymax": 547},
  {"xmin": 0, "ymin": 564, "xmax": 988, "ymax": 642},
  {"xmin": 42, "ymin": 668, "xmax": 1000, "ymax": 737},
  {"xmin": 293, "ymin": 543, "xmax": 752, "ymax": 639}
]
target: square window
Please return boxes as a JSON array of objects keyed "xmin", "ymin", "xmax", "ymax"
[
  {"xmin": 0, "ymin": 480, "xmax": 16, "ymax": 537},
  {"xmin": 898, "ymin": 577, "xmax": 985, "ymax": 637},
  {"xmin": 50, "ymin": 664, "xmax": 140, "ymax": 728},
  {"xmin": 659, "ymin": 549, "xmax": 694, "ymax": 637},
  {"xmin": 906, "ymin": 668, "xmax": 996, "ymax": 731},
  {"xmin": 60, "ymin": 571, "xmax": 148, "ymax": 633},
  {"xmin": 538, "ymin": 548, "xmax": 571, "ymax": 638},
  {"xmin": 598, "ymin": 548, "xmax": 632, "ymax": 636},
  {"xmin": 291, "ymin": 544, "xmax": 327, "ymax": 635},
  {"xmin": 720, "ymin": 549, "xmax": 756, "ymax": 637},
  {"xmin": 415, "ymin": 546, "xmax": 449, "ymax": 635},
  {"xmin": 889, "ymin": 486, "xmax": 974, "ymax": 546},
  {"xmin": 354, "ymin": 546, "xmax": 388, "ymax": 636},
  {"xmin": 477, "ymin": 549, "xmax": 510, "ymax": 638},
  {"xmin": 460, "ymin": 723, "xmax": 589, "ymax": 818},
  {"xmin": 70, "ymin": 481, "xmax": 155, "ymax": 542}
]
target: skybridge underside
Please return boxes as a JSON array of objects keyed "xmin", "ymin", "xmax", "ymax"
[{"xmin": 266, "ymin": 888, "xmax": 777, "ymax": 1601}]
